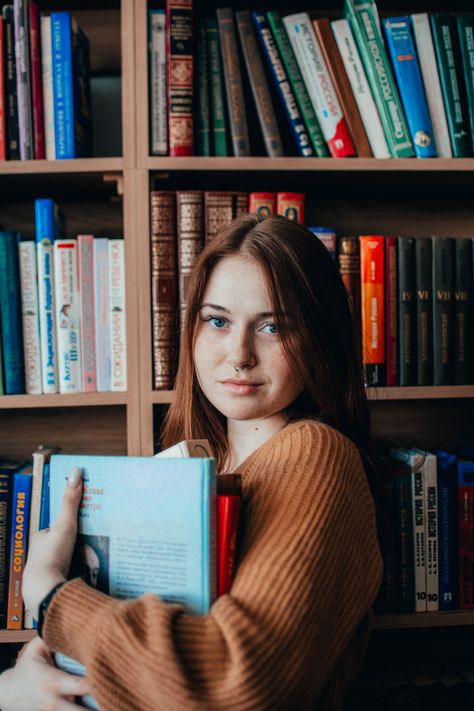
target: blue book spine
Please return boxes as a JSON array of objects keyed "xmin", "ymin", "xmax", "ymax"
[
  {"xmin": 434, "ymin": 450, "xmax": 457, "ymax": 610},
  {"xmin": 7, "ymin": 469, "xmax": 32, "ymax": 629},
  {"xmin": 39, "ymin": 463, "xmax": 50, "ymax": 530},
  {"xmin": 251, "ymin": 11, "xmax": 314, "ymax": 157},
  {"xmin": 0, "ymin": 232, "xmax": 25, "ymax": 394},
  {"xmin": 34, "ymin": 199, "xmax": 56, "ymax": 241},
  {"xmin": 51, "ymin": 12, "xmax": 74, "ymax": 159},
  {"xmin": 382, "ymin": 17, "xmax": 437, "ymax": 158},
  {"xmin": 0, "ymin": 469, "xmax": 14, "ymax": 627}
]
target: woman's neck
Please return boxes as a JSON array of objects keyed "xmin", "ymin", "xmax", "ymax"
[{"xmin": 224, "ymin": 413, "xmax": 288, "ymax": 472}]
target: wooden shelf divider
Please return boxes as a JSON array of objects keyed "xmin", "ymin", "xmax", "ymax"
[
  {"xmin": 0, "ymin": 393, "xmax": 128, "ymax": 410},
  {"xmin": 374, "ymin": 610, "xmax": 474, "ymax": 630},
  {"xmin": 0, "ymin": 157, "xmax": 124, "ymax": 175}
]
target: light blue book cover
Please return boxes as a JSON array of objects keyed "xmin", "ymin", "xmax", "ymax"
[{"xmin": 383, "ymin": 17, "xmax": 437, "ymax": 158}]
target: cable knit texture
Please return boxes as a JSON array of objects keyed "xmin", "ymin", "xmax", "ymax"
[{"xmin": 43, "ymin": 420, "xmax": 383, "ymax": 710}]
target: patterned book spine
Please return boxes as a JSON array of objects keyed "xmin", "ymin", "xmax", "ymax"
[
  {"xmin": 457, "ymin": 16, "xmax": 474, "ymax": 161},
  {"xmin": 337, "ymin": 236, "xmax": 361, "ymax": 356},
  {"xmin": 453, "ymin": 238, "xmax": 471, "ymax": 385},
  {"xmin": 415, "ymin": 237, "xmax": 433, "ymax": 385},
  {"xmin": 410, "ymin": 13, "xmax": 452, "ymax": 158},
  {"xmin": 276, "ymin": 192, "xmax": 305, "ymax": 223},
  {"xmin": 217, "ymin": 8, "xmax": 250, "ymax": 156},
  {"xmin": 78, "ymin": 235, "xmax": 97, "ymax": 392},
  {"xmin": 93, "ymin": 238, "xmax": 110, "ymax": 392},
  {"xmin": 204, "ymin": 191, "xmax": 248, "ymax": 244},
  {"xmin": 108, "ymin": 240, "xmax": 127, "ymax": 392},
  {"xmin": 54, "ymin": 239, "xmax": 83, "ymax": 393},
  {"xmin": 150, "ymin": 191, "xmax": 178, "ymax": 389},
  {"xmin": 41, "ymin": 15, "xmax": 55, "ymax": 160},
  {"xmin": 28, "ymin": 2, "xmax": 45, "ymax": 159},
  {"xmin": 7, "ymin": 469, "xmax": 32, "ymax": 630},
  {"xmin": 177, "ymin": 191, "xmax": 204, "ymax": 330},
  {"xmin": 384, "ymin": 236, "xmax": 397, "ymax": 387},
  {"xmin": 36, "ymin": 201, "xmax": 59, "ymax": 392},
  {"xmin": 0, "ymin": 17, "xmax": 6, "ymax": 160},
  {"xmin": 206, "ymin": 18, "xmax": 228, "ymax": 156},
  {"xmin": 167, "ymin": 0, "xmax": 193, "ymax": 156},
  {"xmin": 19, "ymin": 241, "xmax": 42, "ymax": 394},
  {"xmin": 249, "ymin": 192, "xmax": 276, "ymax": 218},
  {"xmin": 236, "ymin": 11, "xmax": 283, "ymax": 157},
  {"xmin": 0, "ymin": 468, "xmax": 14, "ymax": 627},
  {"xmin": 360, "ymin": 235, "xmax": 385, "ymax": 386},
  {"xmin": 3, "ymin": 6, "xmax": 20, "ymax": 160},
  {"xmin": 432, "ymin": 237, "xmax": 453, "ymax": 385},
  {"xmin": 196, "ymin": 18, "xmax": 210, "ymax": 156},
  {"xmin": 149, "ymin": 9, "xmax": 168, "ymax": 156},
  {"xmin": 13, "ymin": 0, "xmax": 33, "ymax": 160},
  {"xmin": 0, "ymin": 231, "xmax": 25, "ymax": 393},
  {"xmin": 397, "ymin": 237, "xmax": 416, "ymax": 386}
]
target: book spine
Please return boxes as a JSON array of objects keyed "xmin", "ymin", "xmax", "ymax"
[
  {"xmin": 206, "ymin": 18, "xmax": 227, "ymax": 156},
  {"xmin": 51, "ymin": 12, "xmax": 74, "ymax": 159},
  {"xmin": 359, "ymin": 235, "xmax": 385, "ymax": 386},
  {"xmin": 150, "ymin": 191, "xmax": 178, "ymax": 389},
  {"xmin": 108, "ymin": 240, "xmax": 127, "ymax": 392},
  {"xmin": 437, "ymin": 452, "xmax": 457, "ymax": 610},
  {"xmin": 196, "ymin": 18, "xmax": 210, "ymax": 156},
  {"xmin": 3, "ymin": 6, "xmax": 20, "ymax": 160},
  {"xmin": 28, "ymin": 2, "xmax": 45, "ymax": 160},
  {"xmin": 432, "ymin": 237, "xmax": 453, "ymax": 385},
  {"xmin": 54, "ymin": 239, "xmax": 82, "ymax": 393},
  {"xmin": 458, "ymin": 460, "xmax": 474, "ymax": 608},
  {"xmin": 283, "ymin": 13, "xmax": 355, "ymax": 157},
  {"xmin": 415, "ymin": 237, "xmax": 433, "ymax": 385},
  {"xmin": 394, "ymin": 468, "xmax": 415, "ymax": 612},
  {"xmin": 204, "ymin": 191, "xmax": 247, "ymax": 243},
  {"xmin": 78, "ymin": 235, "xmax": 96, "ymax": 392},
  {"xmin": 430, "ymin": 14, "xmax": 473, "ymax": 157},
  {"xmin": 423, "ymin": 453, "xmax": 439, "ymax": 611},
  {"xmin": 313, "ymin": 17, "xmax": 372, "ymax": 157},
  {"xmin": 70, "ymin": 21, "xmax": 92, "ymax": 158},
  {"xmin": 40, "ymin": 15, "xmax": 55, "ymax": 160},
  {"xmin": 249, "ymin": 192, "xmax": 276, "ymax": 217},
  {"xmin": 457, "ymin": 16, "xmax": 474, "ymax": 149},
  {"xmin": 453, "ymin": 238, "xmax": 471, "ymax": 384},
  {"xmin": 397, "ymin": 237, "xmax": 416, "ymax": 386},
  {"xmin": 36, "ymin": 239, "xmax": 58, "ymax": 393},
  {"xmin": 149, "ymin": 10, "xmax": 168, "ymax": 156},
  {"xmin": 7, "ymin": 471, "xmax": 32, "ymax": 629},
  {"xmin": 375, "ymin": 474, "xmax": 397, "ymax": 612},
  {"xmin": 24, "ymin": 455, "xmax": 44, "ymax": 628},
  {"xmin": 309, "ymin": 227, "xmax": 336, "ymax": 259},
  {"xmin": 337, "ymin": 236, "xmax": 361, "ymax": 355},
  {"xmin": 267, "ymin": 11, "xmax": 328, "ymax": 157},
  {"xmin": 167, "ymin": 0, "xmax": 193, "ymax": 157},
  {"xmin": 384, "ymin": 236, "xmax": 397, "ymax": 386},
  {"xmin": 177, "ymin": 191, "xmax": 204, "ymax": 330},
  {"xmin": 410, "ymin": 13, "xmax": 452, "ymax": 158},
  {"xmin": 18, "ymin": 241, "xmax": 42, "ymax": 394},
  {"xmin": 0, "ymin": 17, "xmax": 6, "ymax": 160},
  {"xmin": 93, "ymin": 238, "xmax": 110, "ymax": 392},
  {"xmin": 0, "ymin": 472, "xmax": 13, "ymax": 627},
  {"xmin": 276, "ymin": 192, "xmax": 305, "ymax": 223},
  {"xmin": 411, "ymin": 462, "xmax": 427, "ymax": 612},
  {"xmin": 13, "ymin": 0, "xmax": 33, "ymax": 160},
  {"xmin": 217, "ymin": 495, "xmax": 241, "ymax": 597},
  {"xmin": 39, "ymin": 461, "xmax": 50, "ymax": 530},
  {"xmin": 344, "ymin": 0, "xmax": 414, "ymax": 157},
  {"xmin": 236, "ymin": 11, "xmax": 283, "ymax": 158},
  {"xmin": 331, "ymin": 18, "xmax": 389, "ymax": 159},
  {"xmin": 217, "ymin": 8, "xmax": 250, "ymax": 157},
  {"xmin": 0, "ymin": 232, "xmax": 25, "ymax": 393},
  {"xmin": 382, "ymin": 16, "xmax": 437, "ymax": 158}
]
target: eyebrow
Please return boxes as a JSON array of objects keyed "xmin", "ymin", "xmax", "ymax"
[{"xmin": 200, "ymin": 303, "xmax": 284, "ymax": 318}]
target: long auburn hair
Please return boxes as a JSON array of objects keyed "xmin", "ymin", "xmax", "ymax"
[{"xmin": 162, "ymin": 214, "xmax": 372, "ymax": 475}]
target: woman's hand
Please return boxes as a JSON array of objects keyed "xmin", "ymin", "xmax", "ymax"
[
  {"xmin": 0, "ymin": 636, "xmax": 91, "ymax": 710},
  {"xmin": 23, "ymin": 467, "xmax": 83, "ymax": 621}
]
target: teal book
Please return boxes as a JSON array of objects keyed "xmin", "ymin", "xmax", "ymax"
[
  {"xmin": 206, "ymin": 18, "xmax": 228, "ymax": 156},
  {"xmin": 456, "ymin": 16, "xmax": 474, "ymax": 150},
  {"xmin": 0, "ymin": 231, "xmax": 25, "ymax": 394}
]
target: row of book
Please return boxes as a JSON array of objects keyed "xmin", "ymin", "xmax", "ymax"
[
  {"xmin": 0, "ymin": 198, "xmax": 127, "ymax": 395},
  {"xmin": 0, "ymin": 4, "xmax": 92, "ymax": 160},
  {"xmin": 376, "ymin": 447, "xmax": 474, "ymax": 614},
  {"xmin": 150, "ymin": 1, "xmax": 474, "ymax": 158}
]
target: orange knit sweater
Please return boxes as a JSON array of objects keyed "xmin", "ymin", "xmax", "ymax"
[{"xmin": 43, "ymin": 420, "xmax": 382, "ymax": 710}]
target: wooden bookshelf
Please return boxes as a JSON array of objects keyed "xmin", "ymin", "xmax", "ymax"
[
  {"xmin": 0, "ymin": 158, "xmax": 124, "ymax": 174},
  {"xmin": 0, "ymin": 393, "xmax": 128, "ymax": 409},
  {"xmin": 0, "ymin": 631, "xmax": 36, "ymax": 644},
  {"xmin": 374, "ymin": 611, "xmax": 474, "ymax": 630}
]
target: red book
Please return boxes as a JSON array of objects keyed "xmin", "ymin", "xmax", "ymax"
[
  {"xmin": 249, "ymin": 192, "xmax": 276, "ymax": 218},
  {"xmin": 167, "ymin": 0, "xmax": 194, "ymax": 156},
  {"xmin": 276, "ymin": 192, "xmax": 305, "ymax": 224},
  {"xmin": 385, "ymin": 236, "xmax": 398, "ymax": 386},
  {"xmin": 28, "ymin": 2, "xmax": 45, "ymax": 160},
  {"xmin": 359, "ymin": 236, "xmax": 385, "ymax": 386},
  {"xmin": 216, "ymin": 473, "xmax": 242, "ymax": 597},
  {"xmin": 0, "ymin": 17, "xmax": 6, "ymax": 160}
]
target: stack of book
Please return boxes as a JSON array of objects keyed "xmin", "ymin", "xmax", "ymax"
[
  {"xmin": 148, "ymin": 1, "xmax": 474, "ymax": 159},
  {"xmin": 0, "ymin": 198, "xmax": 127, "ymax": 395}
]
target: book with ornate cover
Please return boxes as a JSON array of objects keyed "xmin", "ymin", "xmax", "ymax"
[
  {"xmin": 206, "ymin": 18, "xmax": 228, "ymax": 156},
  {"xmin": 276, "ymin": 192, "xmax": 305, "ymax": 223},
  {"xmin": 397, "ymin": 237, "xmax": 416, "ymax": 386},
  {"xmin": 28, "ymin": 1, "xmax": 45, "ymax": 159},
  {"xmin": 167, "ymin": 0, "xmax": 193, "ymax": 156},
  {"xmin": 177, "ymin": 190, "xmax": 204, "ymax": 330},
  {"xmin": 384, "ymin": 236, "xmax": 397, "ymax": 387},
  {"xmin": 150, "ymin": 190, "xmax": 178, "ymax": 389},
  {"xmin": 360, "ymin": 235, "xmax": 385, "ymax": 386},
  {"xmin": 236, "ymin": 11, "xmax": 283, "ymax": 158},
  {"xmin": 415, "ymin": 237, "xmax": 433, "ymax": 385},
  {"xmin": 249, "ymin": 192, "xmax": 276, "ymax": 218},
  {"xmin": 204, "ymin": 191, "xmax": 248, "ymax": 244},
  {"xmin": 337, "ymin": 236, "xmax": 361, "ymax": 356}
]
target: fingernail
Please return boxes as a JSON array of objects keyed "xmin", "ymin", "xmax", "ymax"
[{"xmin": 68, "ymin": 467, "xmax": 83, "ymax": 488}]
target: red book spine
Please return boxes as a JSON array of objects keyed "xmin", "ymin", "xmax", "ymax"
[
  {"xmin": 0, "ymin": 17, "xmax": 6, "ymax": 160},
  {"xmin": 385, "ymin": 236, "xmax": 398, "ymax": 386},
  {"xmin": 360, "ymin": 235, "xmax": 385, "ymax": 386},
  {"xmin": 28, "ymin": 2, "xmax": 45, "ymax": 160},
  {"xmin": 167, "ymin": 0, "xmax": 193, "ymax": 156},
  {"xmin": 276, "ymin": 192, "xmax": 305, "ymax": 224},
  {"xmin": 249, "ymin": 192, "xmax": 276, "ymax": 218},
  {"xmin": 217, "ymin": 494, "xmax": 241, "ymax": 597}
]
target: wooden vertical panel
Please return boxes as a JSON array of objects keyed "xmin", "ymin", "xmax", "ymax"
[{"xmin": 135, "ymin": 0, "xmax": 150, "ymax": 165}]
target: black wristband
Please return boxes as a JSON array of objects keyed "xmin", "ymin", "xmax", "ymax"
[{"xmin": 37, "ymin": 581, "xmax": 66, "ymax": 638}]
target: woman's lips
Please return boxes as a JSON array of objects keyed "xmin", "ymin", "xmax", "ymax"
[{"xmin": 219, "ymin": 379, "xmax": 262, "ymax": 395}]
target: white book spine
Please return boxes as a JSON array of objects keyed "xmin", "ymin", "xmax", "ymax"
[
  {"xmin": 411, "ymin": 463, "xmax": 427, "ymax": 612},
  {"xmin": 423, "ymin": 453, "xmax": 439, "ymax": 612},
  {"xmin": 18, "ymin": 242, "xmax": 42, "ymax": 394},
  {"xmin": 37, "ymin": 240, "xmax": 58, "ymax": 393},
  {"xmin": 54, "ymin": 240, "xmax": 83, "ymax": 393},
  {"xmin": 78, "ymin": 235, "xmax": 97, "ymax": 392},
  {"xmin": 283, "ymin": 13, "xmax": 345, "ymax": 145},
  {"xmin": 331, "ymin": 19, "xmax": 390, "ymax": 159},
  {"xmin": 150, "ymin": 11, "xmax": 167, "ymax": 155},
  {"xmin": 40, "ymin": 15, "xmax": 55, "ymax": 160},
  {"xmin": 411, "ymin": 13, "xmax": 452, "ymax": 158},
  {"xmin": 93, "ymin": 238, "xmax": 110, "ymax": 391},
  {"xmin": 108, "ymin": 240, "xmax": 127, "ymax": 392}
]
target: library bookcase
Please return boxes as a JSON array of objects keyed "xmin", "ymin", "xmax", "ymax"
[{"xmin": 1, "ymin": 0, "xmax": 474, "ymax": 690}]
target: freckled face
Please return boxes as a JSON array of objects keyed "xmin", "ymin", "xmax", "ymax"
[{"xmin": 193, "ymin": 255, "xmax": 303, "ymax": 424}]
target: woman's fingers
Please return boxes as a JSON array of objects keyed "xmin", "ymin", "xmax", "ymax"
[
  {"xmin": 48, "ymin": 667, "xmax": 92, "ymax": 698},
  {"xmin": 56, "ymin": 467, "xmax": 83, "ymax": 533}
]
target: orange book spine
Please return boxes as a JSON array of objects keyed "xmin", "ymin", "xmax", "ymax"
[
  {"xmin": 249, "ymin": 192, "xmax": 276, "ymax": 218},
  {"xmin": 360, "ymin": 235, "xmax": 385, "ymax": 386},
  {"xmin": 276, "ymin": 192, "xmax": 305, "ymax": 224},
  {"xmin": 217, "ymin": 494, "xmax": 241, "ymax": 597}
]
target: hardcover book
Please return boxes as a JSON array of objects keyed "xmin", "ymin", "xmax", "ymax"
[
  {"xmin": 78, "ymin": 235, "xmax": 97, "ymax": 392},
  {"xmin": 7, "ymin": 465, "xmax": 32, "ymax": 629},
  {"xmin": 3, "ymin": 6, "xmax": 20, "ymax": 160},
  {"xmin": 28, "ymin": 1, "xmax": 45, "ymax": 159},
  {"xmin": 432, "ymin": 237, "xmax": 453, "ymax": 385},
  {"xmin": 384, "ymin": 236, "xmax": 398, "ymax": 386},
  {"xmin": 0, "ymin": 461, "xmax": 18, "ymax": 628},
  {"xmin": 54, "ymin": 239, "xmax": 83, "ymax": 393},
  {"xmin": 18, "ymin": 241, "xmax": 42, "ymax": 394},
  {"xmin": 249, "ymin": 192, "xmax": 276, "ymax": 218},
  {"xmin": 458, "ymin": 458, "xmax": 474, "ymax": 608},
  {"xmin": 108, "ymin": 240, "xmax": 127, "ymax": 392},
  {"xmin": 434, "ymin": 450, "xmax": 457, "ymax": 610},
  {"xmin": 206, "ymin": 18, "xmax": 228, "ymax": 156},
  {"xmin": 93, "ymin": 238, "xmax": 110, "ymax": 392},
  {"xmin": 0, "ymin": 16, "xmax": 6, "ymax": 160},
  {"xmin": 0, "ymin": 231, "xmax": 25, "ymax": 394},
  {"xmin": 176, "ymin": 190, "xmax": 204, "ymax": 329},
  {"xmin": 40, "ymin": 15, "xmax": 55, "ymax": 159},
  {"xmin": 148, "ymin": 9, "xmax": 168, "ymax": 156},
  {"xmin": 204, "ymin": 191, "xmax": 248, "ymax": 244},
  {"xmin": 167, "ymin": 0, "xmax": 193, "ymax": 156},
  {"xmin": 276, "ymin": 192, "xmax": 305, "ymax": 223},
  {"xmin": 397, "ymin": 237, "xmax": 416, "ymax": 386},
  {"xmin": 196, "ymin": 18, "xmax": 210, "ymax": 156},
  {"xmin": 457, "ymin": 16, "xmax": 474, "ymax": 148},
  {"xmin": 453, "ymin": 238, "xmax": 472, "ymax": 385},
  {"xmin": 360, "ymin": 235, "xmax": 385, "ymax": 386},
  {"xmin": 415, "ymin": 237, "xmax": 433, "ymax": 385},
  {"xmin": 13, "ymin": 0, "xmax": 34, "ymax": 160}
]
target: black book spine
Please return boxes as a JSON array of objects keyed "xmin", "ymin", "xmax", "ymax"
[
  {"xmin": 432, "ymin": 237, "xmax": 454, "ymax": 385},
  {"xmin": 453, "ymin": 238, "xmax": 471, "ymax": 384},
  {"xmin": 0, "ymin": 471, "xmax": 13, "ymax": 628},
  {"xmin": 415, "ymin": 238, "xmax": 433, "ymax": 385},
  {"xmin": 397, "ymin": 237, "xmax": 416, "ymax": 385},
  {"xmin": 2, "ymin": 6, "xmax": 19, "ymax": 160}
]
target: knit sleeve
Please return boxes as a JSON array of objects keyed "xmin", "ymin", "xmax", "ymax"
[{"xmin": 43, "ymin": 422, "xmax": 382, "ymax": 711}]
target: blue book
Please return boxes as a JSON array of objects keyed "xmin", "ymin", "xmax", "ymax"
[
  {"xmin": 382, "ymin": 17, "xmax": 437, "ymax": 158},
  {"xmin": 7, "ymin": 466, "xmax": 32, "ymax": 629},
  {"xmin": 0, "ymin": 231, "xmax": 25, "ymax": 394},
  {"xmin": 433, "ymin": 450, "xmax": 457, "ymax": 610},
  {"xmin": 251, "ymin": 11, "xmax": 314, "ymax": 157},
  {"xmin": 39, "ymin": 463, "xmax": 51, "ymax": 530},
  {"xmin": 35, "ymin": 198, "xmax": 56, "ymax": 241}
]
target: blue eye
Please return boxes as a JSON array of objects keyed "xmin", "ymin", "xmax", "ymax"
[
  {"xmin": 208, "ymin": 316, "xmax": 228, "ymax": 329},
  {"xmin": 262, "ymin": 322, "xmax": 278, "ymax": 335}
]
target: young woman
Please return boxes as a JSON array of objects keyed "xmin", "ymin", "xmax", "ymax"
[{"xmin": 1, "ymin": 215, "xmax": 382, "ymax": 710}]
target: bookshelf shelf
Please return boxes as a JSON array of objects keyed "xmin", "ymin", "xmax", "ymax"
[
  {"xmin": 366, "ymin": 386, "xmax": 474, "ymax": 401},
  {"xmin": 0, "ymin": 393, "xmax": 128, "ymax": 410},
  {"xmin": 0, "ymin": 631, "xmax": 36, "ymax": 644},
  {"xmin": 374, "ymin": 611, "xmax": 474, "ymax": 630},
  {"xmin": 0, "ymin": 158, "xmax": 124, "ymax": 175}
]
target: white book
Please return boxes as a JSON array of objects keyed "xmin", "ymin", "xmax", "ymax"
[
  {"xmin": 40, "ymin": 14, "xmax": 55, "ymax": 160},
  {"xmin": 78, "ymin": 235, "xmax": 97, "ymax": 392},
  {"xmin": 93, "ymin": 238, "xmax": 110, "ymax": 391},
  {"xmin": 331, "ymin": 19, "xmax": 390, "ymax": 159},
  {"xmin": 155, "ymin": 440, "xmax": 211, "ymax": 458},
  {"xmin": 149, "ymin": 10, "xmax": 167, "ymax": 155},
  {"xmin": 411, "ymin": 13, "xmax": 452, "ymax": 158},
  {"xmin": 18, "ymin": 241, "xmax": 42, "ymax": 394},
  {"xmin": 54, "ymin": 239, "xmax": 83, "ymax": 393},
  {"xmin": 37, "ymin": 239, "xmax": 59, "ymax": 393},
  {"xmin": 108, "ymin": 240, "xmax": 127, "ymax": 392},
  {"xmin": 417, "ymin": 450, "xmax": 439, "ymax": 612}
]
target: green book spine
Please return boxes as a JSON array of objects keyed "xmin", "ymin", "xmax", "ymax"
[
  {"xmin": 206, "ymin": 18, "xmax": 228, "ymax": 156},
  {"xmin": 344, "ymin": 0, "xmax": 414, "ymax": 157},
  {"xmin": 196, "ymin": 20, "xmax": 210, "ymax": 156},
  {"xmin": 456, "ymin": 16, "xmax": 474, "ymax": 148},
  {"xmin": 415, "ymin": 238, "xmax": 433, "ymax": 385},
  {"xmin": 397, "ymin": 237, "xmax": 416, "ymax": 385},
  {"xmin": 430, "ymin": 14, "xmax": 473, "ymax": 157},
  {"xmin": 0, "ymin": 335, "xmax": 3, "ymax": 395},
  {"xmin": 432, "ymin": 237, "xmax": 454, "ymax": 385},
  {"xmin": 395, "ymin": 465, "xmax": 415, "ymax": 612},
  {"xmin": 266, "ymin": 11, "xmax": 329, "ymax": 157},
  {"xmin": 453, "ymin": 238, "xmax": 471, "ymax": 384}
]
